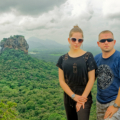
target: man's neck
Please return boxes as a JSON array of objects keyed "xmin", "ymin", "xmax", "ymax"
[{"xmin": 102, "ymin": 49, "xmax": 116, "ymax": 58}]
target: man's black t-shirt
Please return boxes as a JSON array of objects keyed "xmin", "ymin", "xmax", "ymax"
[{"xmin": 56, "ymin": 52, "xmax": 97, "ymax": 96}]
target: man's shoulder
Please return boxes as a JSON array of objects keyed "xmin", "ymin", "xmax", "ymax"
[
  {"xmin": 94, "ymin": 53, "xmax": 102, "ymax": 60},
  {"xmin": 115, "ymin": 50, "xmax": 120, "ymax": 57},
  {"xmin": 114, "ymin": 50, "xmax": 120, "ymax": 63}
]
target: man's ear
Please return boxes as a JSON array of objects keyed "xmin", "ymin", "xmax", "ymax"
[
  {"xmin": 114, "ymin": 40, "xmax": 116, "ymax": 45},
  {"xmin": 97, "ymin": 41, "xmax": 100, "ymax": 47}
]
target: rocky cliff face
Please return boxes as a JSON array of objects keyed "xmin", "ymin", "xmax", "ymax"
[{"xmin": 0, "ymin": 35, "xmax": 29, "ymax": 54}]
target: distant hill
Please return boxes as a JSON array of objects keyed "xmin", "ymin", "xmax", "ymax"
[
  {"xmin": 0, "ymin": 35, "xmax": 29, "ymax": 54},
  {"xmin": 27, "ymin": 37, "xmax": 68, "ymax": 50},
  {"xmin": 27, "ymin": 37, "xmax": 119, "ymax": 63},
  {"xmin": 27, "ymin": 36, "xmax": 119, "ymax": 52}
]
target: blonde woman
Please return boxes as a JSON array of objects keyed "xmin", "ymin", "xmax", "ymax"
[{"xmin": 56, "ymin": 25, "xmax": 97, "ymax": 120}]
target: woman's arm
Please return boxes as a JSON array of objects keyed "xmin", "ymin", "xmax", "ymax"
[
  {"xmin": 58, "ymin": 68, "xmax": 87, "ymax": 103},
  {"xmin": 76, "ymin": 69, "xmax": 95, "ymax": 112},
  {"xmin": 82, "ymin": 69, "xmax": 95, "ymax": 97}
]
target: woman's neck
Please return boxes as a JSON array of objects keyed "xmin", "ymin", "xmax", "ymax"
[
  {"xmin": 69, "ymin": 48, "xmax": 82, "ymax": 54},
  {"xmin": 68, "ymin": 48, "xmax": 86, "ymax": 57}
]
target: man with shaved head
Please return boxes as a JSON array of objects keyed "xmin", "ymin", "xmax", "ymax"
[{"xmin": 95, "ymin": 30, "xmax": 120, "ymax": 120}]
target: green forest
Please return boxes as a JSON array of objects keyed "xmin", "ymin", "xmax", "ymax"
[{"xmin": 0, "ymin": 48, "xmax": 97, "ymax": 120}]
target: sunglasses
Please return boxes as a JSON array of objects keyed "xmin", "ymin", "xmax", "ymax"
[
  {"xmin": 99, "ymin": 39, "xmax": 114, "ymax": 43},
  {"xmin": 70, "ymin": 38, "xmax": 83, "ymax": 43}
]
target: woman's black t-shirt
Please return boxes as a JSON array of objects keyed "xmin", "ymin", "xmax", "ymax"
[{"xmin": 56, "ymin": 52, "xmax": 97, "ymax": 97}]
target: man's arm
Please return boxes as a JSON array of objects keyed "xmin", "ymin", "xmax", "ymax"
[
  {"xmin": 104, "ymin": 87, "xmax": 120, "ymax": 119},
  {"xmin": 115, "ymin": 87, "xmax": 120, "ymax": 106}
]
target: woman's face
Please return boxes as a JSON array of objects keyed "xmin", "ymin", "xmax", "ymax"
[{"xmin": 68, "ymin": 32, "xmax": 83, "ymax": 50}]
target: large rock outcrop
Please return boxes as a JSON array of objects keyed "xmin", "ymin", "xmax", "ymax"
[{"xmin": 0, "ymin": 35, "xmax": 29, "ymax": 54}]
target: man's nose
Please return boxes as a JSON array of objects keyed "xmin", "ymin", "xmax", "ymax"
[{"xmin": 104, "ymin": 40, "xmax": 108, "ymax": 43}]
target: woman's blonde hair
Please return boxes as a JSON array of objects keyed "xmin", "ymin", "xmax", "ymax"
[{"xmin": 69, "ymin": 25, "xmax": 83, "ymax": 38}]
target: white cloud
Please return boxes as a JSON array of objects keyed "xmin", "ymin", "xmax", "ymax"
[
  {"xmin": 102, "ymin": 0, "xmax": 120, "ymax": 19},
  {"xmin": 0, "ymin": 0, "xmax": 120, "ymax": 45},
  {"xmin": 18, "ymin": 0, "xmax": 94, "ymax": 31},
  {"xmin": 0, "ymin": 13, "xmax": 15, "ymax": 25}
]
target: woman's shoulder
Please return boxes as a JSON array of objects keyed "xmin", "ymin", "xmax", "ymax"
[
  {"xmin": 83, "ymin": 52, "xmax": 96, "ymax": 62},
  {"xmin": 86, "ymin": 51, "xmax": 93, "ymax": 55},
  {"xmin": 84, "ymin": 51, "xmax": 94, "ymax": 57},
  {"xmin": 58, "ymin": 53, "xmax": 68, "ymax": 60}
]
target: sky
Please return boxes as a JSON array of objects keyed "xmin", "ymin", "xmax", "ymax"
[{"xmin": 0, "ymin": 0, "xmax": 120, "ymax": 46}]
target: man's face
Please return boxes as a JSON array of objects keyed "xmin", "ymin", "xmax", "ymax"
[{"xmin": 97, "ymin": 32, "xmax": 116, "ymax": 52}]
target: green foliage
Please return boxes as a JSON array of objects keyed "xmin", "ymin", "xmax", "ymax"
[
  {"xmin": 0, "ymin": 100, "xmax": 20, "ymax": 120},
  {"xmin": 1, "ymin": 35, "xmax": 24, "ymax": 43},
  {"xmin": 0, "ymin": 49, "xmax": 65, "ymax": 120},
  {"xmin": 1, "ymin": 38, "xmax": 7, "ymax": 42},
  {"xmin": 29, "ymin": 48, "xmax": 68, "ymax": 63},
  {"xmin": 10, "ymin": 35, "xmax": 24, "ymax": 39},
  {"xmin": 48, "ymin": 113, "xmax": 66, "ymax": 120}
]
